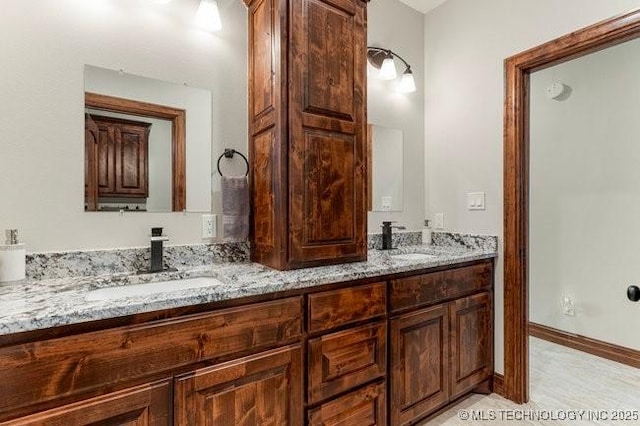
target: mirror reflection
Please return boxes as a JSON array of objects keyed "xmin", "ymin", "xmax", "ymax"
[
  {"xmin": 84, "ymin": 65, "xmax": 212, "ymax": 212},
  {"xmin": 370, "ymin": 125, "xmax": 404, "ymax": 212}
]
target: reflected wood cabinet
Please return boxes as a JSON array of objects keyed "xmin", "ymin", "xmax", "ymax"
[
  {"xmin": 0, "ymin": 261, "xmax": 493, "ymax": 426},
  {"xmin": 245, "ymin": 0, "xmax": 369, "ymax": 270},
  {"xmin": 85, "ymin": 115, "xmax": 150, "ymax": 210}
]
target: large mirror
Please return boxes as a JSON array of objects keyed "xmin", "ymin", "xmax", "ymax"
[
  {"xmin": 369, "ymin": 124, "xmax": 404, "ymax": 212},
  {"xmin": 84, "ymin": 65, "xmax": 212, "ymax": 213}
]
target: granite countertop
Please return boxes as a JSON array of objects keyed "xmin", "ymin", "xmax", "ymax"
[{"xmin": 0, "ymin": 244, "xmax": 497, "ymax": 337}]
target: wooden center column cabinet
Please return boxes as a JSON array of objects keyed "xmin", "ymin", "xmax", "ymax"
[{"xmin": 245, "ymin": 0, "xmax": 369, "ymax": 270}]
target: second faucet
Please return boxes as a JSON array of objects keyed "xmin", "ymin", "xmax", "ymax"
[{"xmin": 381, "ymin": 221, "xmax": 406, "ymax": 250}]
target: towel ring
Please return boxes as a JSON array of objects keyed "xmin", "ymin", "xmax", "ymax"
[{"xmin": 217, "ymin": 149, "xmax": 249, "ymax": 177}]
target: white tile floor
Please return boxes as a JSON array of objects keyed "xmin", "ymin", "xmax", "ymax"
[{"xmin": 423, "ymin": 337, "xmax": 640, "ymax": 425}]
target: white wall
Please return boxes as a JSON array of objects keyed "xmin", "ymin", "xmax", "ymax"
[
  {"xmin": 0, "ymin": 0, "xmax": 247, "ymax": 252},
  {"xmin": 368, "ymin": 0, "xmax": 425, "ymax": 233},
  {"xmin": 530, "ymin": 38, "xmax": 640, "ymax": 351},
  {"xmin": 423, "ymin": 0, "xmax": 640, "ymax": 373}
]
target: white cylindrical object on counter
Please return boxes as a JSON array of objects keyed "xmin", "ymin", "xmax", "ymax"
[
  {"xmin": 0, "ymin": 244, "xmax": 26, "ymax": 282},
  {"xmin": 422, "ymin": 219, "xmax": 432, "ymax": 246}
]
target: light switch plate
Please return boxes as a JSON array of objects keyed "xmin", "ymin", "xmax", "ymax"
[
  {"xmin": 467, "ymin": 192, "xmax": 486, "ymax": 210},
  {"xmin": 202, "ymin": 214, "xmax": 217, "ymax": 238}
]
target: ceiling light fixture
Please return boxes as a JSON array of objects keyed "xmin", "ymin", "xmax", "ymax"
[
  {"xmin": 196, "ymin": 0, "xmax": 222, "ymax": 32},
  {"xmin": 367, "ymin": 47, "xmax": 416, "ymax": 93}
]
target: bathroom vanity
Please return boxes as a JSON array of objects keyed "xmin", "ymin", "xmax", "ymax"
[{"xmin": 0, "ymin": 244, "xmax": 495, "ymax": 426}]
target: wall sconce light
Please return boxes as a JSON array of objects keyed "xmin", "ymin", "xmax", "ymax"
[
  {"xmin": 367, "ymin": 47, "xmax": 416, "ymax": 93},
  {"xmin": 196, "ymin": 0, "xmax": 222, "ymax": 32}
]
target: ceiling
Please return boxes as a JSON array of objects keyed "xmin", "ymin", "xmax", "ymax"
[{"xmin": 397, "ymin": 0, "xmax": 448, "ymax": 14}]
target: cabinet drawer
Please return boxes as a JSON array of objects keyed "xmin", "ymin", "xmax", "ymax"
[
  {"xmin": 0, "ymin": 297, "xmax": 302, "ymax": 417},
  {"xmin": 390, "ymin": 261, "xmax": 492, "ymax": 312},
  {"xmin": 308, "ymin": 322, "xmax": 386, "ymax": 404},
  {"xmin": 1, "ymin": 379, "xmax": 171, "ymax": 426},
  {"xmin": 174, "ymin": 345, "xmax": 303, "ymax": 426},
  {"xmin": 308, "ymin": 283, "xmax": 386, "ymax": 333},
  {"xmin": 308, "ymin": 381, "xmax": 386, "ymax": 426}
]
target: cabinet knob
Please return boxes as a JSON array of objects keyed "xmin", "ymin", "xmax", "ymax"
[{"xmin": 628, "ymin": 285, "xmax": 640, "ymax": 302}]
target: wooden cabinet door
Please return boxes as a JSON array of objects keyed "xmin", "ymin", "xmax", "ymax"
[
  {"xmin": 96, "ymin": 121, "xmax": 117, "ymax": 196},
  {"xmin": 115, "ymin": 123, "xmax": 149, "ymax": 197},
  {"xmin": 288, "ymin": 0, "xmax": 367, "ymax": 267},
  {"xmin": 174, "ymin": 345, "xmax": 303, "ymax": 426},
  {"xmin": 308, "ymin": 381, "xmax": 386, "ymax": 426},
  {"xmin": 1, "ymin": 380, "xmax": 171, "ymax": 426},
  {"xmin": 247, "ymin": 0, "xmax": 288, "ymax": 270},
  {"xmin": 89, "ymin": 116, "xmax": 150, "ymax": 199},
  {"xmin": 449, "ymin": 292, "xmax": 493, "ymax": 399},
  {"xmin": 390, "ymin": 305, "xmax": 449, "ymax": 426}
]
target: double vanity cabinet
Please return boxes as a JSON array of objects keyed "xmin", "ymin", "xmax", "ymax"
[{"xmin": 0, "ymin": 259, "xmax": 494, "ymax": 425}]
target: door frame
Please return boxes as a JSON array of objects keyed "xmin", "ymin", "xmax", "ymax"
[{"xmin": 503, "ymin": 8, "xmax": 640, "ymax": 404}]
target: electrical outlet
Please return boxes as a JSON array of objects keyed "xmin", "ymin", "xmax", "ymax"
[
  {"xmin": 381, "ymin": 196, "xmax": 392, "ymax": 211},
  {"xmin": 434, "ymin": 213, "xmax": 444, "ymax": 229},
  {"xmin": 562, "ymin": 296, "xmax": 576, "ymax": 316},
  {"xmin": 202, "ymin": 214, "xmax": 217, "ymax": 238}
]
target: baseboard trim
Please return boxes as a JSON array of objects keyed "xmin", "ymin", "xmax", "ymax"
[
  {"xmin": 493, "ymin": 373, "xmax": 505, "ymax": 397},
  {"xmin": 529, "ymin": 322, "xmax": 640, "ymax": 369}
]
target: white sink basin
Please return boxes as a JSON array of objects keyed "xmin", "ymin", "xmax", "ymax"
[
  {"xmin": 86, "ymin": 277, "xmax": 221, "ymax": 301},
  {"xmin": 391, "ymin": 253, "xmax": 436, "ymax": 261}
]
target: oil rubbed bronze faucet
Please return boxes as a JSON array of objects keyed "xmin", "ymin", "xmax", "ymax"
[
  {"xmin": 150, "ymin": 227, "xmax": 168, "ymax": 272},
  {"xmin": 381, "ymin": 221, "xmax": 406, "ymax": 250},
  {"xmin": 145, "ymin": 227, "xmax": 178, "ymax": 273}
]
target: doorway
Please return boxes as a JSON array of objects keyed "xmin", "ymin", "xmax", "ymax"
[{"xmin": 503, "ymin": 9, "xmax": 640, "ymax": 403}]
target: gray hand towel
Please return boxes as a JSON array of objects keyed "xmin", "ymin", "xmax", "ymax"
[{"xmin": 221, "ymin": 176, "xmax": 250, "ymax": 241}]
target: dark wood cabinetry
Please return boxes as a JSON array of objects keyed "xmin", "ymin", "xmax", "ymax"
[
  {"xmin": 450, "ymin": 292, "xmax": 493, "ymax": 399},
  {"xmin": 308, "ymin": 381, "xmax": 386, "ymax": 426},
  {"xmin": 308, "ymin": 322, "xmax": 386, "ymax": 404},
  {"xmin": 2, "ymin": 380, "xmax": 171, "ymax": 426},
  {"xmin": 390, "ymin": 266, "xmax": 494, "ymax": 426},
  {"xmin": 308, "ymin": 282, "xmax": 386, "ymax": 333},
  {"xmin": 85, "ymin": 115, "xmax": 150, "ymax": 210},
  {"xmin": 174, "ymin": 345, "xmax": 302, "ymax": 425},
  {"xmin": 0, "ymin": 261, "xmax": 493, "ymax": 426},
  {"xmin": 246, "ymin": 0, "xmax": 369, "ymax": 270},
  {"xmin": 306, "ymin": 283, "xmax": 388, "ymax": 423},
  {"xmin": 390, "ymin": 305, "xmax": 450, "ymax": 426}
]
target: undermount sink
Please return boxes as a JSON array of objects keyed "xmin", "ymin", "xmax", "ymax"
[
  {"xmin": 391, "ymin": 253, "xmax": 436, "ymax": 261},
  {"xmin": 86, "ymin": 277, "xmax": 221, "ymax": 301}
]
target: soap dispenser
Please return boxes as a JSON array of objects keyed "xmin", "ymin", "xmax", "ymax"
[
  {"xmin": 0, "ymin": 230, "xmax": 26, "ymax": 282},
  {"xmin": 422, "ymin": 219, "xmax": 432, "ymax": 246}
]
